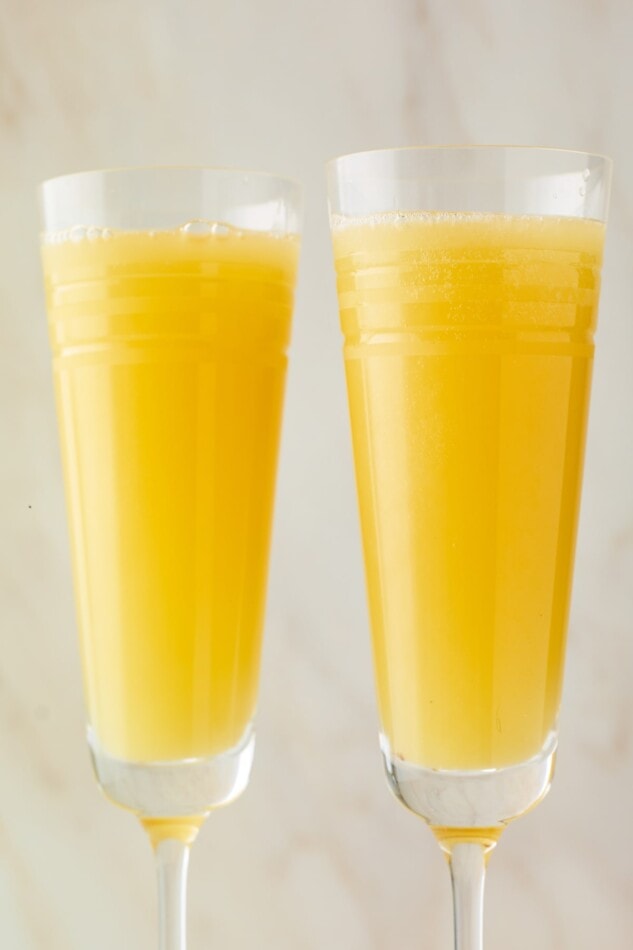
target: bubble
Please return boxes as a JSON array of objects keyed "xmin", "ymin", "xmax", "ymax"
[
  {"xmin": 69, "ymin": 225, "xmax": 88, "ymax": 242},
  {"xmin": 180, "ymin": 219, "xmax": 233, "ymax": 237},
  {"xmin": 578, "ymin": 186, "xmax": 586, "ymax": 197},
  {"xmin": 87, "ymin": 226, "xmax": 102, "ymax": 241},
  {"xmin": 102, "ymin": 228, "xmax": 112, "ymax": 240},
  {"xmin": 181, "ymin": 219, "xmax": 212, "ymax": 236},
  {"xmin": 583, "ymin": 168, "xmax": 591, "ymax": 180}
]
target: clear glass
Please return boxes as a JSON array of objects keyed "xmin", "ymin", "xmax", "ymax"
[
  {"xmin": 327, "ymin": 146, "xmax": 611, "ymax": 949},
  {"xmin": 39, "ymin": 167, "xmax": 302, "ymax": 949}
]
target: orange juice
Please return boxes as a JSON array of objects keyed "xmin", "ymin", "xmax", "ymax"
[
  {"xmin": 333, "ymin": 212, "xmax": 604, "ymax": 770},
  {"xmin": 43, "ymin": 226, "xmax": 299, "ymax": 763}
]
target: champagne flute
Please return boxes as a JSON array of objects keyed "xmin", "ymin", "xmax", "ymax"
[
  {"xmin": 39, "ymin": 167, "xmax": 302, "ymax": 949},
  {"xmin": 327, "ymin": 146, "xmax": 610, "ymax": 948}
]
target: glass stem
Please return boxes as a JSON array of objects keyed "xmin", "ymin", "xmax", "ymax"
[
  {"xmin": 448, "ymin": 842, "xmax": 487, "ymax": 950},
  {"xmin": 155, "ymin": 838, "xmax": 190, "ymax": 950}
]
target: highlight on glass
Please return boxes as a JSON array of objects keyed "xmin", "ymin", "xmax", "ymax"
[
  {"xmin": 40, "ymin": 167, "xmax": 302, "ymax": 950},
  {"xmin": 327, "ymin": 145, "xmax": 611, "ymax": 950}
]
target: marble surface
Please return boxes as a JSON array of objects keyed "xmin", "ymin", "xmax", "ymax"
[{"xmin": 1, "ymin": 0, "xmax": 632, "ymax": 946}]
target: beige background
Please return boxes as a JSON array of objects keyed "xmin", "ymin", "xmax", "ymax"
[{"xmin": 1, "ymin": 0, "xmax": 632, "ymax": 947}]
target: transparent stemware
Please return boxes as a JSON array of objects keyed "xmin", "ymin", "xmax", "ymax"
[
  {"xmin": 39, "ymin": 167, "xmax": 302, "ymax": 949},
  {"xmin": 327, "ymin": 146, "xmax": 611, "ymax": 949}
]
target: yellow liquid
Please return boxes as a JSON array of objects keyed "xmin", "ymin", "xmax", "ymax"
[
  {"xmin": 333, "ymin": 212, "xmax": 604, "ymax": 771},
  {"xmin": 43, "ymin": 226, "xmax": 299, "ymax": 763}
]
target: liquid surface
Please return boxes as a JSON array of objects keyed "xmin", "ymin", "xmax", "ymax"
[
  {"xmin": 333, "ymin": 212, "xmax": 605, "ymax": 771},
  {"xmin": 43, "ymin": 226, "xmax": 299, "ymax": 763}
]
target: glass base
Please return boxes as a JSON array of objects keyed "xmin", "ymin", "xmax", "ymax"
[
  {"xmin": 88, "ymin": 725, "xmax": 255, "ymax": 818},
  {"xmin": 380, "ymin": 731, "xmax": 557, "ymax": 834}
]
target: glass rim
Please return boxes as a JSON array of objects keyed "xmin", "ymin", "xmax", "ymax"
[
  {"xmin": 39, "ymin": 164, "xmax": 303, "ymax": 196},
  {"xmin": 326, "ymin": 144, "xmax": 613, "ymax": 172}
]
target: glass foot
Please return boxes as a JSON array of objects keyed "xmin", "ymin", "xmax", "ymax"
[{"xmin": 88, "ymin": 725, "xmax": 255, "ymax": 818}]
